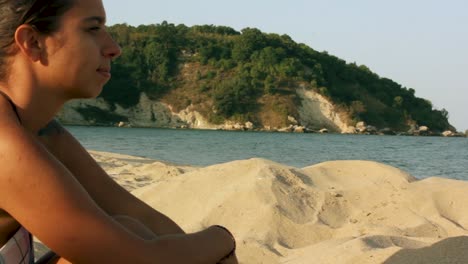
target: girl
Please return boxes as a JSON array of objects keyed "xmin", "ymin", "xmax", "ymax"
[{"xmin": 0, "ymin": 0, "xmax": 237, "ymax": 263}]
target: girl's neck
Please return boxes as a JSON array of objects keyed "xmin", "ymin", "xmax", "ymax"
[
  {"xmin": 1, "ymin": 83, "xmax": 65, "ymax": 135},
  {"xmin": 2, "ymin": 56, "xmax": 68, "ymax": 134}
]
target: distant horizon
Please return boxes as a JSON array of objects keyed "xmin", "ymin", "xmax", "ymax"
[{"xmin": 103, "ymin": 0, "xmax": 468, "ymax": 131}]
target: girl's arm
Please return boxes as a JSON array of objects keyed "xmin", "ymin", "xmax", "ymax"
[
  {"xmin": 37, "ymin": 120, "xmax": 185, "ymax": 236},
  {"xmin": 0, "ymin": 121, "xmax": 234, "ymax": 263}
]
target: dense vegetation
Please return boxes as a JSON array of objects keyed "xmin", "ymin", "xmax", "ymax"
[{"xmin": 102, "ymin": 22, "xmax": 451, "ymax": 131}]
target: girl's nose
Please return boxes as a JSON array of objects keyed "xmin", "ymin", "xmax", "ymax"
[{"xmin": 103, "ymin": 34, "xmax": 122, "ymax": 59}]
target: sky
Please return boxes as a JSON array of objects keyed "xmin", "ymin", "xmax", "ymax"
[{"xmin": 102, "ymin": 0, "xmax": 468, "ymax": 132}]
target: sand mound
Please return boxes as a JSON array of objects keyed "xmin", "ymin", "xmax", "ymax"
[
  {"xmin": 89, "ymin": 151, "xmax": 468, "ymax": 263},
  {"xmin": 89, "ymin": 150, "xmax": 193, "ymax": 191}
]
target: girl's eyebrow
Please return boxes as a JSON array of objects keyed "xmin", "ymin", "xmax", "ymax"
[{"xmin": 82, "ymin": 16, "xmax": 106, "ymax": 24}]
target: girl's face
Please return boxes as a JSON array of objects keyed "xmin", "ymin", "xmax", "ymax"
[{"xmin": 38, "ymin": 0, "xmax": 121, "ymax": 99}]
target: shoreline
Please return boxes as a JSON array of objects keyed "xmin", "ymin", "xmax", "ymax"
[
  {"xmin": 63, "ymin": 123, "xmax": 468, "ymax": 138},
  {"xmin": 63, "ymin": 127, "xmax": 468, "ymax": 181}
]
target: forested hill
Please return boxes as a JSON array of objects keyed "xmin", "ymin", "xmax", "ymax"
[{"xmin": 99, "ymin": 21, "xmax": 451, "ymax": 132}]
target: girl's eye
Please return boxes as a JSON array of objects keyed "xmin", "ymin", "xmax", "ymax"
[{"xmin": 89, "ymin": 26, "xmax": 101, "ymax": 32}]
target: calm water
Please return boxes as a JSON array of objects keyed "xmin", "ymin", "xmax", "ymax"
[{"xmin": 66, "ymin": 126, "xmax": 468, "ymax": 181}]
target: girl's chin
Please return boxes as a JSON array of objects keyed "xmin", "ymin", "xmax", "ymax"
[{"xmin": 66, "ymin": 86, "xmax": 104, "ymax": 100}]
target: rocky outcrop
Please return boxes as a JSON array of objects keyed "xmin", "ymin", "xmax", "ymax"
[
  {"xmin": 352, "ymin": 121, "xmax": 395, "ymax": 135},
  {"xmin": 442, "ymin": 130, "xmax": 466, "ymax": 137},
  {"xmin": 58, "ymin": 88, "xmax": 355, "ymax": 133},
  {"xmin": 58, "ymin": 94, "xmax": 186, "ymax": 128},
  {"xmin": 296, "ymin": 88, "xmax": 349, "ymax": 133},
  {"xmin": 58, "ymin": 93, "xmax": 257, "ymax": 130},
  {"xmin": 342, "ymin": 126, "xmax": 357, "ymax": 134},
  {"xmin": 404, "ymin": 125, "xmax": 427, "ymax": 136},
  {"xmin": 277, "ymin": 125, "xmax": 307, "ymax": 133},
  {"xmin": 355, "ymin": 122, "xmax": 367, "ymax": 133},
  {"xmin": 57, "ymin": 90, "xmax": 458, "ymax": 136},
  {"xmin": 442, "ymin": 130, "xmax": 454, "ymax": 137},
  {"xmin": 173, "ymin": 105, "xmax": 216, "ymax": 129},
  {"xmin": 56, "ymin": 98, "xmax": 113, "ymax": 125},
  {"xmin": 418, "ymin": 126, "xmax": 429, "ymax": 133}
]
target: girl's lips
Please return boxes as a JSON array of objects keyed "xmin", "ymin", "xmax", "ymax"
[{"xmin": 97, "ymin": 68, "xmax": 111, "ymax": 78}]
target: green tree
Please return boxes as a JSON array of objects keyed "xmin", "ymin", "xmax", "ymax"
[
  {"xmin": 393, "ymin": 96, "xmax": 403, "ymax": 108},
  {"xmin": 213, "ymin": 76, "xmax": 259, "ymax": 117},
  {"xmin": 232, "ymin": 28, "xmax": 266, "ymax": 61},
  {"xmin": 350, "ymin": 100, "xmax": 366, "ymax": 115}
]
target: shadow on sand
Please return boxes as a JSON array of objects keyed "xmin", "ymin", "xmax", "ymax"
[{"xmin": 383, "ymin": 236, "xmax": 468, "ymax": 264}]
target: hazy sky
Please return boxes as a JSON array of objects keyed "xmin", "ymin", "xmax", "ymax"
[{"xmin": 103, "ymin": 0, "xmax": 468, "ymax": 131}]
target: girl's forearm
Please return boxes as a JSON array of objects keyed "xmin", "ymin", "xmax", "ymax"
[
  {"xmin": 138, "ymin": 208, "xmax": 186, "ymax": 235},
  {"xmin": 140, "ymin": 225, "xmax": 235, "ymax": 264}
]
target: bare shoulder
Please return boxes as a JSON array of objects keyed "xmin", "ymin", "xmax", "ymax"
[{"xmin": 0, "ymin": 113, "xmax": 63, "ymax": 203}]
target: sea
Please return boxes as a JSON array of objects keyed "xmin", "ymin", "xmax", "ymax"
[{"xmin": 66, "ymin": 126, "xmax": 468, "ymax": 181}]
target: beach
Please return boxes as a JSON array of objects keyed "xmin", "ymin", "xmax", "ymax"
[{"xmin": 37, "ymin": 150, "xmax": 468, "ymax": 263}]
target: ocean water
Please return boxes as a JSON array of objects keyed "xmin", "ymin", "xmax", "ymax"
[{"xmin": 66, "ymin": 126, "xmax": 468, "ymax": 181}]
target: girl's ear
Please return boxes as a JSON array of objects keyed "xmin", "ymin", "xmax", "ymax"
[{"xmin": 14, "ymin": 25, "xmax": 44, "ymax": 62}]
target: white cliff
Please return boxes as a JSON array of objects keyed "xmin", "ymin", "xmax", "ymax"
[{"xmin": 296, "ymin": 88, "xmax": 351, "ymax": 133}]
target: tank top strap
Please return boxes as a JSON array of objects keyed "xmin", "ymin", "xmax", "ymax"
[
  {"xmin": 0, "ymin": 92, "xmax": 22, "ymax": 124},
  {"xmin": 7, "ymin": 99, "xmax": 21, "ymax": 124}
]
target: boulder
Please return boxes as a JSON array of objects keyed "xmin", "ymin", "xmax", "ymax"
[
  {"xmin": 356, "ymin": 122, "xmax": 367, "ymax": 132},
  {"xmin": 366, "ymin": 125, "xmax": 378, "ymax": 133},
  {"xmin": 223, "ymin": 123, "xmax": 244, "ymax": 131},
  {"xmin": 343, "ymin": 126, "xmax": 357, "ymax": 134},
  {"xmin": 244, "ymin": 122, "xmax": 254, "ymax": 130},
  {"xmin": 419, "ymin": 126, "xmax": 429, "ymax": 132},
  {"xmin": 417, "ymin": 126, "xmax": 430, "ymax": 136},
  {"xmin": 287, "ymin": 116, "xmax": 298, "ymax": 125},
  {"xmin": 293, "ymin": 126, "xmax": 305, "ymax": 133},
  {"xmin": 234, "ymin": 123, "xmax": 244, "ymax": 130},
  {"xmin": 278, "ymin": 125, "xmax": 294, "ymax": 133},
  {"xmin": 442, "ymin": 130, "xmax": 454, "ymax": 137}
]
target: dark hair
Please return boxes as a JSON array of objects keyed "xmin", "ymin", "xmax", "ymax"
[{"xmin": 0, "ymin": 0, "xmax": 75, "ymax": 80}]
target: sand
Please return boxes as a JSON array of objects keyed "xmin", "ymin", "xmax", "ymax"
[{"xmin": 37, "ymin": 151, "xmax": 468, "ymax": 263}]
